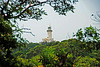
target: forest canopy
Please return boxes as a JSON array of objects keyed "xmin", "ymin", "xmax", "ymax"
[
  {"xmin": 13, "ymin": 26, "xmax": 100, "ymax": 67},
  {"xmin": 1, "ymin": 0, "xmax": 100, "ymax": 67},
  {"xmin": 0, "ymin": 0, "xmax": 78, "ymax": 67}
]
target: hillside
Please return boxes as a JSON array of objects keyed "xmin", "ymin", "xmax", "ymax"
[
  {"xmin": 13, "ymin": 43, "xmax": 40, "ymax": 58},
  {"xmin": 13, "ymin": 38, "xmax": 100, "ymax": 67}
]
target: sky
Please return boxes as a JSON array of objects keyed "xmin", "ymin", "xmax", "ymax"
[{"xmin": 17, "ymin": 0, "xmax": 100, "ymax": 43}]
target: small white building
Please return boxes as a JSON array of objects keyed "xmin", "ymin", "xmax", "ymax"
[{"xmin": 42, "ymin": 25, "xmax": 55, "ymax": 42}]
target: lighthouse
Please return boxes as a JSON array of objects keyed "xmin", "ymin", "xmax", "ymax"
[
  {"xmin": 47, "ymin": 25, "xmax": 52, "ymax": 38},
  {"xmin": 42, "ymin": 25, "xmax": 55, "ymax": 42}
]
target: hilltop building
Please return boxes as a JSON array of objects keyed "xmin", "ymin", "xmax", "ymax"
[{"xmin": 42, "ymin": 25, "xmax": 55, "ymax": 42}]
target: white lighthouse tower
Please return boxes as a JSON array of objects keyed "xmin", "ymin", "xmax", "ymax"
[
  {"xmin": 42, "ymin": 25, "xmax": 55, "ymax": 42},
  {"xmin": 47, "ymin": 25, "xmax": 52, "ymax": 38}
]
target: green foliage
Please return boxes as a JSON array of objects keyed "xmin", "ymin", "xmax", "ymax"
[
  {"xmin": 14, "ymin": 36, "xmax": 100, "ymax": 67},
  {"xmin": 75, "ymin": 56, "xmax": 99, "ymax": 67},
  {"xmin": 25, "ymin": 26, "xmax": 100, "ymax": 67},
  {"xmin": 13, "ymin": 43, "xmax": 40, "ymax": 58},
  {"xmin": 1, "ymin": 1, "xmax": 100, "ymax": 67},
  {"xmin": 74, "ymin": 26, "xmax": 100, "ymax": 41},
  {"xmin": 40, "ymin": 47, "xmax": 58, "ymax": 67},
  {"xmin": 74, "ymin": 26, "xmax": 100, "ymax": 51},
  {"xmin": 0, "ymin": 0, "xmax": 77, "ymax": 21},
  {"xmin": 88, "ymin": 50, "xmax": 100, "ymax": 66},
  {"xmin": 31, "ymin": 55, "xmax": 41, "ymax": 67},
  {"xmin": 0, "ymin": 14, "xmax": 28, "ymax": 67},
  {"xmin": 0, "ymin": 0, "xmax": 79, "ymax": 66}
]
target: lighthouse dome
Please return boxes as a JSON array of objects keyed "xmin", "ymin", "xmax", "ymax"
[{"xmin": 48, "ymin": 25, "xmax": 51, "ymax": 29}]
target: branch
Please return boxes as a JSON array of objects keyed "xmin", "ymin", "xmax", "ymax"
[
  {"xmin": 23, "ymin": 31, "xmax": 35, "ymax": 36},
  {"xmin": 5, "ymin": 0, "xmax": 9, "ymax": 7},
  {"xmin": 14, "ymin": 1, "xmax": 47, "ymax": 18}
]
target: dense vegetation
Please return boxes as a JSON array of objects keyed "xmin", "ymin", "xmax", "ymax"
[
  {"xmin": 0, "ymin": 0, "xmax": 100, "ymax": 67},
  {"xmin": 13, "ymin": 26, "xmax": 100, "ymax": 67},
  {"xmin": 0, "ymin": 0, "xmax": 78, "ymax": 67}
]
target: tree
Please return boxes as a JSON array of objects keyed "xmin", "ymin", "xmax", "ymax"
[
  {"xmin": 75, "ymin": 56, "xmax": 99, "ymax": 67},
  {"xmin": 0, "ymin": 0, "xmax": 78, "ymax": 66},
  {"xmin": 0, "ymin": 0, "xmax": 78, "ymax": 21},
  {"xmin": 73, "ymin": 26, "xmax": 100, "ymax": 51},
  {"xmin": 73, "ymin": 26, "xmax": 100, "ymax": 66},
  {"xmin": 40, "ymin": 47, "xmax": 58, "ymax": 67},
  {"xmin": 55, "ymin": 39, "xmax": 85, "ymax": 67},
  {"xmin": 0, "ymin": 18, "xmax": 28, "ymax": 67}
]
